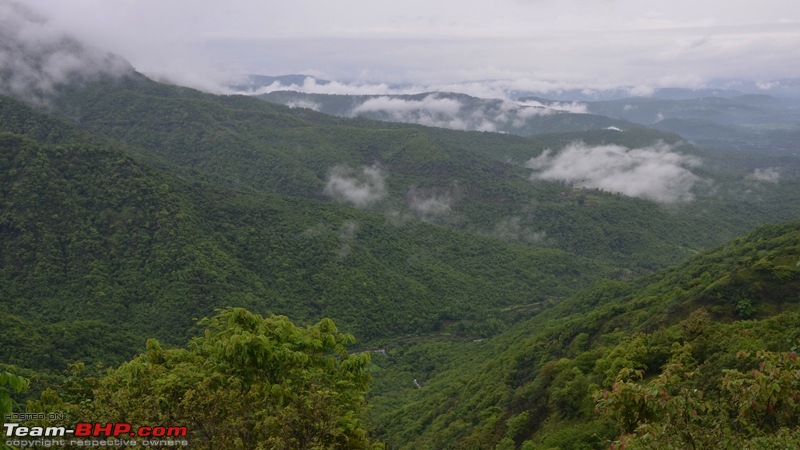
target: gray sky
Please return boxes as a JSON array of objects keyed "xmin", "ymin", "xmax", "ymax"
[{"xmin": 22, "ymin": 0, "xmax": 800, "ymax": 94}]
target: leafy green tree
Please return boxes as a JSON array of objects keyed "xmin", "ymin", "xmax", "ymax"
[
  {"xmin": 1, "ymin": 370, "xmax": 28, "ymax": 450},
  {"xmin": 93, "ymin": 308, "xmax": 383, "ymax": 449},
  {"xmin": 595, "ymin": 346, "xmax": 800, "ymax": 449}
]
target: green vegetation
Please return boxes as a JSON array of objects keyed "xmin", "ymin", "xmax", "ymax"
[
  {"xmin": 598, "ymin": 348, "xmax": 800, "ymax": 448},
  {"xmin": 93, "ymin": 308, "xmax": 382, "ymax": 449},
  {"xmin": 368, "ymin": 220, "xmax": 800, "ymax": 448},
  {"xmin": 20, "ymin": 309, "xmax": 381, "ymax": 449},
  {"xmin": 1, "ymin": 70, "xmax": 799, "ymax": 449}
]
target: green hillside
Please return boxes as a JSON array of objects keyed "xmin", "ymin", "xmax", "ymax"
[
  {"xmin": 46, "ymin": 76, "xmax": 800, "ymax": 270},
  {"xmin": 369, "ymin": 219, "xmax": 800, "ymax": 448},
  {"xmin": 1, "ymin": 70, "xmax": 799, "ymax": 449},
  {"xmin": 258, "ymin": 90, "xmax": 631, "ymax": 135},
  {"xmin": 1, "ymin": 93, "xmax": 611, "ymax": 372}
]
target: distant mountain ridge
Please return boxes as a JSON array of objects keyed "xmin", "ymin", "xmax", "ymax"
[{"xmin": 258, "ymin": 90, "xmax": 631, "ymax": 135}]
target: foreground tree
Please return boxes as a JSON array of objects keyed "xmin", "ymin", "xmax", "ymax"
[
  {"xmin": 94, "ymin": 308, "xmax": 383, "ymax": 449},
  {"xmin": 595, "ymin": 344, "xmax": 800, "ymax": 449}
]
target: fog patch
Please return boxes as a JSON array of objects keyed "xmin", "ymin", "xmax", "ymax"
[
  {"xmin": 747, "ymin": 167, "xmax": 780, "ymax": 183},
  {"xmin": 518, "ymin": 99, "xmax": 588, "ymax": 114},
  {"xmin": 350, "ymin": 94, "xmax": 475, "ymax": 130},
  {"xmin": 493, "ymin": 217, "xmax": 546, "ymax": 244},
  {"xmin": 0, "ymin": 1, "xmax": 132, "ymax": 106},
  {"xmin": 285, "ymin": 99, "xmax": 322, "ymax": 111},
  {"xmin": 324, "ymin": 164, "xmax": 386, "ymax": 208},
  {"xmin": 336, "ymin": 220, "xmax": 359, "ymax": 260},
  {"xmin": 346, "ymin": 94, "xmax": 567, "ymax": 132},
  {"xmin": 526, "ymin": 141, "xmax": 702, "ymax": 203},
  {"xmin": 406, "ymin": 186, "xmax": 458, "ymax": 221}
]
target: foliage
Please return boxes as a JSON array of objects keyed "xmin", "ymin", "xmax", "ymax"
[
  {"xmin": 0, "ymin": 370, "xmax": 28, "ymax": 415},
  {"xmin": 0, "ymin": 370, "xmax": 28, "ymax": 450},
  {"xmin": 92, "ymin": 308, "xmax": 382, "ymax": 449},
  {"xmin": 369, "ymin": 220, "xmax": 800, "ymax": 449},
  {"xmin": 597, "ymin": 348, "xmax": 800, "ymax": 449},
  {"xmin": 1, "ymin": 68, "xmax": 800, "ymax": 450}
]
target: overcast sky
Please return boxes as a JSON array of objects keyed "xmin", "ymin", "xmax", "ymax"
[{"xmin": 22, "ymin": 0, "xmax": 800, "ymax": 94}]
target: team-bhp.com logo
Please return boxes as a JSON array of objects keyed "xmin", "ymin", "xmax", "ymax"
[
  {"xmin": 4, "ymin": 422, "xmax": 189, "ymax": 447},
  {"xmin": 5, "ymin": 422, "xmax": 187, "ymax": 438}
]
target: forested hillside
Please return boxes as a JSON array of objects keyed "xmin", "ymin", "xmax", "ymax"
[
  {"xmin": 369, "ymin": 219, "xmax": 800, "ymax": 449},
  {"xmin": 1, "ymin": 67, "xmax": 799, "ymax": 450},
  {"xmin": 258, "ymin": 90, "xmax": 630, "ymax": 135},
  {"xmin": 1, "ymin": 94, "xmax": 611, "ymax": 369}
]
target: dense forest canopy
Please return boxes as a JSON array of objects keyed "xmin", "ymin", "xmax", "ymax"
[{"xmin": 1, "ymin": 56, "xmax": 799, "ymax": 449}]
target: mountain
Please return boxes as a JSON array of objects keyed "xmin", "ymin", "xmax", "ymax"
[
  {"xmin": 585, "ymin": 94, "xmax": 800, "ymax": 153},
  {"xmin": 2, "ymin": 15, "xmax": 800, "ymax": 448},
  {"xmin": 2, "ymin": 61, "xmax": 799, "ymax": 367},
  {"xmin": 0, "ymin": 1, "xmax": 133, "ymax": 106},
  {"xmin": 368, "ymin": 219, "xmax": 800, "ymax": 448},
  {"xmin": 259, "ymin": 90, "xmax": 632, "ymax": 135},
  {"xmin": 1, "ymin": 93, "xmax": 618, "ymax": 370},
  {"xmin": 228, "ymin": 73, "xmax": 333, "ymax": 92}
]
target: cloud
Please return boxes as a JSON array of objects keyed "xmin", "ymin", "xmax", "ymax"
[
  {"xmin": 323, "ymin": 164, "xmax": 387, "ymax": 208},
  {"xmin": 526, "ymin": 141, "xmax": 702, "ymax": 203},
  {"xmin": 406, "ymin": 186, "xmax": 453, "ymax": 219},
  {"xmin": 517, "ymin": 99, "xmax": 588, "ymax": 114},
  {"xmin": 492, "ymin": 217, "xmax": 546, "ymax": 243},
  {"xmin": 353, "ymin": 95, "xmax": 462, "ymax": 116},
  {"xmin": 335, "ymin": 93, "xmax": 572, "ymax": 132},
  {"xmin": 285, "ymin": 99, "xmax": 322, "ymax": 111},
  {"xmin": 20, "ymin": 0, "xmax": 800, "ymax": 95},
  {"xmin": 746, "ymin": 167, "xmax": 780, "ymax": 183},
  {"xmin": 0, "ymin": 1, "xmax": 132, "ymax": 105},
  {"xmin": 350, "ymin": 94, "xmax": 480, "ymax": 130},
  {"xmin": 249, "ymin": 77, "xmax": 422, "ymax": 96},
  {"xmin": 336, "ymin": 220, "xmax": 359, "ymax": 260}
]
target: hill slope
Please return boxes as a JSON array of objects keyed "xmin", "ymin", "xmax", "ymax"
[{"xmin": 369, "ymin": 219, "xmax": 800, "ymax": 448}]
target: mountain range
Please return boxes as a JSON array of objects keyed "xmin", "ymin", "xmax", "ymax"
[{"xmin": 2, "ymin": 20, "xmax": 800, "ymax": 449}]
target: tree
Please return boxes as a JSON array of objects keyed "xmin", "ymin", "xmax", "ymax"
[
  {"xmin": 1, "ymin": 370, "xmax": 29, "ymax": 450},
  {"xmin": 595, "ymin": 345, "xmax": 800, "ymax": 449},
  {"xmin": 93, "ymin": 308, "xmax": 383, "ymax": 449}
]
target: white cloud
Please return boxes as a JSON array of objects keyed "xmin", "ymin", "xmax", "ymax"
[
  {"xmin": 349, "ymin": 94, "xmax": 480, "ymax": 130},
  {"xmin": 0, "ymin": 1, "xmax": 132, "ymax": 105},
  {"xmin": 406, "ymin": 187, "xmax": 453, "ymax": 219},
  {"xmin": 526, "ymin": 141, "xmax": 702, "ymax": 203},
  {"xmin": 19, "ymin": 1, "xmax": 800, "ymax": 96},
  {"xmin": 323, "ymin": 164, "xmax": 387, "ymax": 208},
  {"xmin": 336, "ymin": 220, "xmax": 359, "ymax": 260},
  {"xmin": 747, "ymin": 167, "xmax": 780, "ymax": 183},
  {"xmin": 353, "ymin": 95, "xmax": 463, "ymax": 116},
  {"xmin": 517, "ymin": 99, "xmax": 587, "ymax": 114},
  {"xmin": 285, "ymin": 99, "xmax": 322, "ymax": 111},
  {"xmin": 250, "ymin": 77, "xmax": 422, "ymax": 96},
  {"xmin": 493, "ymin": 217, "xmax": 546, "ymax": 243}
]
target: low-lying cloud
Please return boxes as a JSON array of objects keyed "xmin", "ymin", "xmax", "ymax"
[
  {"xmin": 0, "ymin": 1, "xmax": 132, "ymax": 105},
  {"xmin": 323, "ymin": 164, "xmax": 387, "ymax": 208},
  {"xmin": 342, "ymin": 93, "xmax": 559, "ymax": 133},
  {"xmin": 493, "ymin": 217, "xmax": 546, "ymax": 244},
  {"xmin": 526, "ymin": 141, "xmax": 702, "ymax": 203},
  {"xmin": 353, "ymin": 95, "xmax": 462, "ymax": 117},
  {"xmin": 746, "ymin": 167, "xmax": 780, "ymax": 183},
  {"xmin": 350, "ymin": 94, "xmax": 486, "ymax": 131},
  {"xmin": 517, "ymin": 99, "xmax": 588, "ymax": 114},
  {"xmin": 406, "ymin": 186, "xmax": 453, "ymax": 219},
  {"xmin": 285, "ymin": 99, "xmax": 322, "ymax": 111}
]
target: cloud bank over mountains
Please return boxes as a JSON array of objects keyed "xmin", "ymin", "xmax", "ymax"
[
  {"xmin": 526, "ymin": 142, "xmax": 702, "ymax": 203},
  {"xmin": 15, "ymin": 0, "xmax": 800, "ymax": 97},
  {"xmin": 0, "ymin": 1, "xmax": 132, "ymax": 105},
  {"xmin": 262, "ymin": 87, "xmax": 611, "ymax": 134}
]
